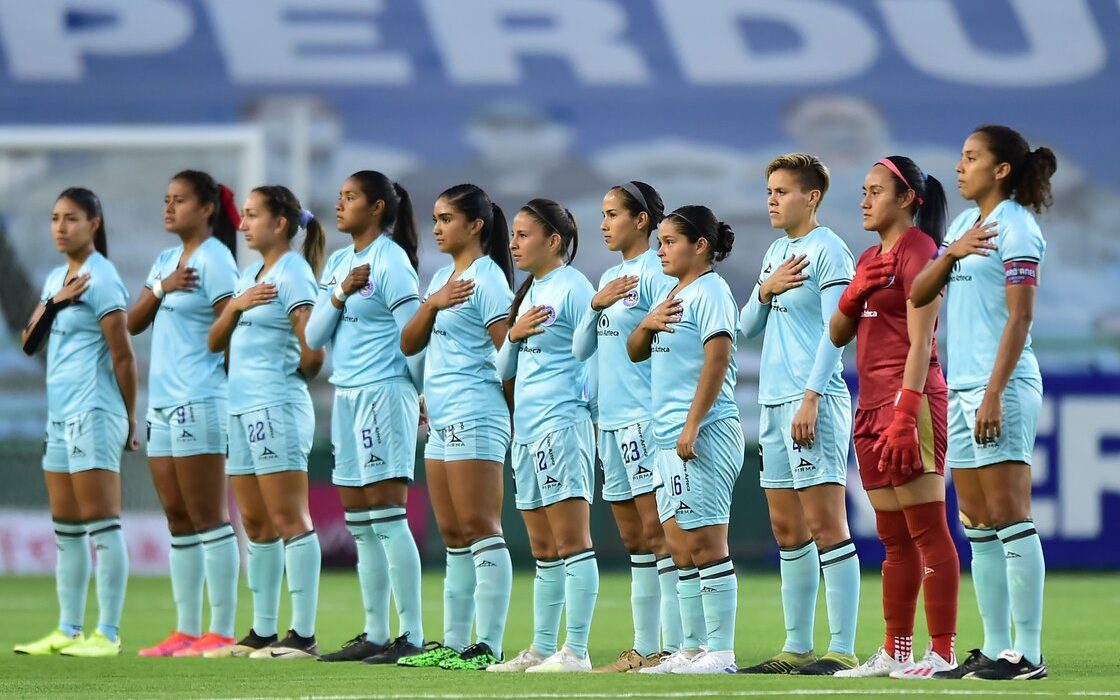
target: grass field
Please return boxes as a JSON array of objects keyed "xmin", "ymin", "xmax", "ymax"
[{"xmin": 0, "ymin": 571, "xmax": 1115, "ymax": 699}]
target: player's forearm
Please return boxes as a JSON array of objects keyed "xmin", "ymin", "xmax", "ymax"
[
  {"xmin": 207, "ymin": 304, "xmax": 240, "ymax": 353},
  {"xmin": 305, "ymin": 289, "xmax": 341, "ymax": 349},
  {"xmin": 21, "ymin": 304, "xmax": 51, "ymax": 356},
  {"xmin": 738, "ymin": 284, "xmax": 770, "ymax": 340},
  {"xmin": 986, "ymin": 317, "xmax": 1031, "ymax": 398},
  {"xmin": 571, "ymin": 307, "xmax": 600, "ymax": 361},
  {"xmin": 909, "ymin": 255, "xmax": 954, "ymax": 308},
  {"xmin": 400, "ymin": 300, "xmax": 437, "ymax": 356},
  {"xmin": 495, "ymin": 335, "xmax": 519, "ymax": 380},
  {"xmin": 829, "ymin": 309, "xmax": 858, "ymax": 348},
  {"xmin": 684, "ymin": 341, "xmax": 730, "ymax": 429},
  {"xmin": 127, "ymin": 289, "xmax": 161, "ymax": 335},
  {"xmin": 626, "ymin": 326, "xmax": 654, "ymax": 362},
  {"xmin": 112, "ymin": 349, "xmax": 138, "ymax": 420}
]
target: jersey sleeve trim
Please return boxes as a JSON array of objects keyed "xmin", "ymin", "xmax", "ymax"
[
  {"xmin": 210, "ymin": 291, "xmax": 234, "ymax": 305},
  {"xmin": 820, "ymin": 279, "xmax": 852, "ymax": 292},
  {"xmin": 702, "ymin": 329, "xmax": 733, "ymax": 345},
  {"xmin": 96, "ymin": 306, "xmax": 126, "ymax": 321},
  {"xmin": 286, "ymin": 300, "xmax": 314, "ymax": 314},
  {"xmin": 388, "ymin": 294, "xmax": 420, "ymax": 312},
  {"xmin": 484, "ymin": 313, "xmax": 507, "ymax": 328}
]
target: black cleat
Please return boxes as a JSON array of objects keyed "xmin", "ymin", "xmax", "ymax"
[
  {"xmin": 736, "ymin": 650, "xmax": 817, "ymax": 674},
  {"xmin": 362, "ymin": 633, "xmax": 431, "ymax": 665},
  {"xmin": 932, "ymin": 648, "xmax": 998, "ymax": 679},
  {"xmin": 318, "ymin": 632, "xmax": 387, "ymax": 662},
  {"xmin": 789, "ymin": 652, "xmax": 858, "ymax": 675},
  {"xmin": 969, "ymin": 650, "xmax": 1048, "ymax": 680}
]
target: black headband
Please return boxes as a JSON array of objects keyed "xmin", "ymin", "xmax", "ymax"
[
  {"xmin": 524, "ymin": 203, "xmax": 569, "ymax": 237},
  {"xmin": 618, "ymin": 181, "xmax": 649, "ymax": 215},
  {"xmin": 667, "ymin": 211, "xmax": 711, "ymax": 241}
]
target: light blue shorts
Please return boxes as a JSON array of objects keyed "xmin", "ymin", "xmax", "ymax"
[
  {"xmin": 227, "ymin": 402, "xmax": 314, "ymax": 476},
  {"xmin": 655, "ymin": 417, "xmax": 745, "ymax": 529},
  {"xmin": 43, "ymin": 409, "xmax": 128, "ymax": 474},
  {"xmin": 147, "ymin": 398, "xmax": 227, "ymax": 458},
  {"xmin": 331, "ymin": 382, "xmax": 419, "ymax": 487},
  {"xmin": 600, "ymin": 420, "xmax": 657, "ymax": 502},
  {"xmin": 511, "ymin": 419, "xmax": 595, "ymax": 511},
  {"xmin": 425, "ymin": 416, "xmax": 511, "ymax": 464},
  {"xmin": 759, "ymin": 393, "xmax": 852, "ymax": 490},
  {"xmin": 947, "ymin": 376, "xmax": 1042, "ymax": 469}
]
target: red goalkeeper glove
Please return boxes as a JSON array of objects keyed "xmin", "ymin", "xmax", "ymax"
[
  {"xmin": 875, "ymin": 388, "xmax": 923, "ymax": 473},
  {"xmin": 838, "ymin": 252, "xmax": 895, "ymax": 318}
]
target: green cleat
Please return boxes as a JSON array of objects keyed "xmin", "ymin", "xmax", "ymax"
[
  {"xmin": 397, "ymin": 642, "xmax": 458, "ymax": 667},
  {"xmin": 737, "ymin": 650, "xmax": 817, "ymax": 674},
  {"xmin": 59, "ymin": 631, "xmax": 122, "ymax": 658},
  {"xmin": 790, "ymin": 651, "xmax": 858, "ymax": 675},
  {"xmin": 14, "ymin": 628, "xmax": 83, "ymax": 656},
  {"xmin": 440, "ymin": 642, "xmax": 501, "ymax": 671}
]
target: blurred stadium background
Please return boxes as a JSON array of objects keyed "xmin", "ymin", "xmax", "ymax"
[{"xmin": 2, "ymin": 0, "xmax": 1119, "ymax": 576}]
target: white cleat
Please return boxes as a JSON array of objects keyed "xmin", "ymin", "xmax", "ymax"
[
  {"xmin": 836, "ymin": 646, "xmax": 913, "ymax": 678},
  {"xmin": 486, "ymin": 646, "xmax": 548, "ymax": 672},
  {"xmin": 672, "ymin": 649, "xmax": 737, "ymax": 674},
  {"xmin": 890, "ymin": 644, "xmax": 956, "ymax": 680},
  {"xmin": 638, "ymin": 647, "xmax": 704, "ymax": 674},
  {"xmin": 525, "ymin": 645, "xmax": 592, "ymax": 673}
]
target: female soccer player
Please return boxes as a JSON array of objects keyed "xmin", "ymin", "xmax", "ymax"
[
  {"xmin": 910, "ymin": 125, "xmax": 1055, "ymax": 682},
  {"xmin": 487, "ymin": 199, "xmax": 598, "ymax": 673},
  {"xmin": 206, "ymin": 186, "xmax": 325, "ymax": 659},
  {"xmin": 572, "ymin": 182, "xmax": 683, "ymax": 673},
  {"xmin": 305, "ymin": 171, "xmax": 427, "ymax": 664},
  {"xmin": 828, "ymin": 156, "xmax": 959, "ymax": 679},
  {"xmin": 127, "ymin": 171, "xmax": 241, "ymax": 657},
  {"xmin": 739, "ymin": 153, "xmax": 859, "ymax": 676},
  {"xmin": 627, "ymin": 205, "xmax": 743, "ymax": 675},
  {"xmin": 15, "ymin": 188, "xmax": 137, "ymax": 657},
  {"xmin": 396, "ymin": 184, "xmax": 515, "ymax": 671}
]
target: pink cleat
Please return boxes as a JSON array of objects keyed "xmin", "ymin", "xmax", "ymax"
[
  {"xmin": 172, "ymin": 632, "xmax": 236, "ymax": 657},
  {"xmin": 139, "ymin": 631, "xmax": 198, "ymax": 657}
]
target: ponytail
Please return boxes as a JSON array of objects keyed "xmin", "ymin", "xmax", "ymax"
[
  {"xmin": 973, "ymin": 124, "xmax": 1057, "ymax": 213},
  {"xmin": 172, "ymin": 170, "xmax": 238, "ymax": 260},
  {"xmin": 302, "ymin": 215, "xmax": 326, "ymax": 277},
  {"xmin": 57, "ymin": 187, "xmax": 108, "ymax": 257},
  {"xmin": 665, "ymin": 205, "xmax": 734, "ymax": 262},
  {"xmin": 508, "ymin": 197, "xmax": 579, "ymax": 324},
  {"xmin": 349, "ymin": 171, "xmax": 418, "ymax": 270},
  {"xmin": 877, "ymin": 155, "xmax": 948, "ymax": 246},
  {"xmin": 438, "ymin": 183, "xmax": 514, "ymax": 288}
]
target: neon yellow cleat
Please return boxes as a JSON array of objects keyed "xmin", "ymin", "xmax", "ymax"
[
  {"xmin": 13, "ymin": 628, "xmax": 83, "ymax": 656},
  {"xmin": 59, "ymin": 631, "xmax": 122, "ymax": 658}
]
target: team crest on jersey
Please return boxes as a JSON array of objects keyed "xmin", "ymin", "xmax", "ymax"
[
  {"xmin": 358, "ymin": 280, "xmax": 375, "ymax": 298},
  {"xmin": 540, "ymin": 305, "xmax": 557, "ymax": 326},
  {"xmin": 622, "ymin": 287, "xmax": 639, "ymax": 307}
]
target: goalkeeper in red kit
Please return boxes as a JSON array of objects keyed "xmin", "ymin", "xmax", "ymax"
[{"xmin": 829, "ymin": 156, "xmax": 960, "ymax": 679}]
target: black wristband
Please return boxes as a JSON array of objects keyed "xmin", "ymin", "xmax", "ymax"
[{"xmin": 44, "ymin": 296, "xmax": 72, "ymax": 313}]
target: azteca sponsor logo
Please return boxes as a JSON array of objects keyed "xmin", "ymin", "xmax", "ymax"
[
  {"xmin": 597, "ymin": 314, "xmax": 618, "ymax": 337},
  {"xmin": 861, "ymin": 308, "xmax": 878, "ymax": 318},
  {"xmin": 650, "ymin": 332, "xmax": 669, "ymax": 352},
  {"xmin": 622, "ymin": 287, "xmax": 639, "ymax": 307}
]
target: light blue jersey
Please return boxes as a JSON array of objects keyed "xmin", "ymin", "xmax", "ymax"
[
  {"xmin": 574, "ymin": 248, "xmax": 672, "ymax": 431},
  {"xmin": 500, "ymin": 265, "xmax": 594, "ymax": 442},
  {"xmin": 650, "ymin": 271, "xmax": 740, "ymax": 447},
  {"xmin": 228, "ymin": 251, "xmax": 318, "ymax": 414},
  {"xmin": 748, "ymin": 227, "xmax": 854, "ymax": 405},
  {"xmin": 422, "ymin": 256, "xmax": 513, "ymax": 431},
  {"xmin": 145, "ymin": 237, "xmax": 237, "ymax": 409},
  {"xmin": 41, "ymin": 252, "xmax": 129, "ymax": 421},
  {"xmin": 942, "ymin": 199, "xmax": 1045, "ymax": 390},
  {"xmin": 316, "ymin": 235, "xmax": 419, "ymax": 387}
]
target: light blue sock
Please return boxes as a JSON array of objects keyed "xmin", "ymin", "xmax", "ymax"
[
  {"xmin": 533, "ymin": 559, "xmax": 565, "ymax": 656},
  {"xmin": 285, "ymin": 531, "xmax": 321, "ymax": 638},
  {"xmin": 998, "ymin": 521, "xmax": 1045, "ymax": 665},
  {"xmin": 199, "ymin": 523, "xmax": 239, "ymax": 638},
  {"xmin": 629, "ymin": 551, "xmax": 660, "ymax": 656},
  {"xmin": 345, "ymin": 509, "xmax": 390, "ymax": 643},
  {"xmin": 370, "ymin": 506, "xmax": 424, "ymax": 643},
  {"xmin": 820, "ymin": 539, "xmax": 860, "ymax": 656},
  {"xmin": 562, "ymin": 549, "xmax": 599, "ymax": 658},
  {"xmin": 698, "ymin": 557, "xmax": 737, "ymax": 653},
  {"xmin": 89, "ymin": 518, "xmax": 128, "ymax": 641},
  {"xmin": 965, "ymin": 525, "xmax": 1012, "ymax": 659},
  {"xmin": 443, "ymin": 546, "xmax": 475, "ymax": 650},
  {"xmin": 471, "ymin": 535, "xmax": 512, "ymax": 658},
  {"xmin": 657, "ymin": 556, "xmax": 682, "ymax": 653},
  {"xmin": 779, "ymin": 539, "xmax": 819, "ymax": 654},
  {"xmin": 247, "ymin": 538, "xmax": 284, "ymax": 638},
  {"xmin": 168, "ymin": 532, "xmax": 203, "ymax": 637},
  {"xmin": 677, "ymin": 567, "xmax": 707, "ymax": 650},
  {"xmin": 54, "ymin": 520, "xmax": 90, "ymax": 636}
]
